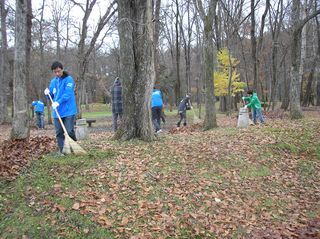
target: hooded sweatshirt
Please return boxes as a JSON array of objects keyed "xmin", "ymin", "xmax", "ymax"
[
  {"xmin": 246, "ymin": 93, "xmax": 262, "ymax": 110},
  {"xmin": 111, "ymin": 78, "xmax": 123, "ymax": 114}
]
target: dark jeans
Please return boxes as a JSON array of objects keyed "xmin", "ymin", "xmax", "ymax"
[
  {"xmin": 177, "ymin": 111, "xmax": 187, "ymax": 126},
  {"xmin": 54, "ymin": 115, "xmax": 76, "ymax": 152},
  {"xmin": 253, "ymin": 108, "xmax": 265, "ymax": 124},
  {"xmin": 152, "ymin": 106, "xmax": 162, "ymax": 132},
  {"xmin": 36, "ymin": 112, "xmax": 44, "ymax": 129},
  {"xmin": 112, "ymin": 112, "xmax": 122, "ymax": 131}
]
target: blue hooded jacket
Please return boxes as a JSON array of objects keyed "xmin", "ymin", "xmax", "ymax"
[
  {"xmin": 48, "ymin": 72, "xmax": 77, "ymax": 118},
  {"xmin": 151, "ymin": 89, "xmax": 163, "ymax": 108},
  {"xmin": 32, "ymin": 100, "xmax": 45, "ymax": 113}
]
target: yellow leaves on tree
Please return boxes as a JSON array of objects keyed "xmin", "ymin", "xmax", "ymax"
[{"xmin": 213, "ymin": 48, "xmax": 246, "ymax": 96}]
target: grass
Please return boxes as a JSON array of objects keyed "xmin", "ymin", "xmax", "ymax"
[
  {"xmin": 240, "ymin": 165, "xmax": 271, "ymax": 178},
  {"xmin": 0, "ymin": 150, "xmax": 115, "ymax": 239}
]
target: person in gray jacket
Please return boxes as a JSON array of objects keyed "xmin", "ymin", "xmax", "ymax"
[{"xmin": 177, "ymin": 94, "xmax": 192, "ymax": 127}]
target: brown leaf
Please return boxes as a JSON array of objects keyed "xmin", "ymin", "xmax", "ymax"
[{"xmin": 72, "ymin": 202, "xmax": 80, "ymax": 210}]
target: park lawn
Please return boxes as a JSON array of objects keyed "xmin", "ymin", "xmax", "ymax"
[{"xmin": 0, "ymin": 116, "xmax": 319, "ymax": 238}]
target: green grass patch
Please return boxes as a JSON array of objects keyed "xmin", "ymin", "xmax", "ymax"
[
  {"xmin": 240, "ymin": 165, "xmax": 271, "ymax": 178},
  {"xmin": 297, "ymin": 160, "xmax": 316, "ymax": 178},
  {"xmin": 0, "ymin": 149, "xmax": 115, "ymax": 239}
]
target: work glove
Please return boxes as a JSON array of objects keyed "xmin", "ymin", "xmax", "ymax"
[
  {"xmin": 244, "ymin": 105, "xmax": 248, "ymax": 109},
  {"xmin": 190, "ymin": 106, "xmax": 193, "ymax": 109},
  {"xmin": 242, "ymin": 96, "xmax": 245, "ymax": 100},
  {"xmin": 44, "ymin": 88, "xmax": 50, "ymax": 95},
  {"xmin": 52, "ymin": 102, "xmax": 59, "ymax": 109}
]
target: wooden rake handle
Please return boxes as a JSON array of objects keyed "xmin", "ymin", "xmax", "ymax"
[{"xmin": 47, "ymin": 93, "xmax": 70, "ymax": 137}]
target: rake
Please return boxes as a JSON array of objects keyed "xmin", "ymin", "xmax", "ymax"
[
  {"xmin": 191, "ymin": 107, "xmax": 201, "ymax": 124},
  {"xmin": 47, "ymin": 94, "xmax": 87, "ymax": 155}
]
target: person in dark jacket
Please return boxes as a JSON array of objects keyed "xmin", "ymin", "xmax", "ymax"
[
  {"xmin": 111, "ymin": 77, "xmax": 123, "ymax": 131},
  {"xmin": 151, "ymin": 88, "xmax": 163, "ymax": 133},
  {"xmin": 177, "ymin": 94, "xmax": 192, "ymax": 127},
  {"xmin": 32, "ymin": 100, "xmax": 45, "ymax": 129},
  {"xmin": 44, "ymin": 61, "xmax": 77, "ymax": 154}
]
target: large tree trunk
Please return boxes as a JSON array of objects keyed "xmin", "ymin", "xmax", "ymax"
[
  {"xmin": 203, "ymin": 7, "xmax": 217, "ymax": 129},
  {"xmin": 11, "ymin": 0, "xmax": 31, "ymax": 139},
  {"xmin": 116, "ymin": 0, "xmax": 155, "ymax": 141},
  {"xmin": 193, "ymin": 0, "xmax": 218, "ymax": 130},
  {"xmin": 315, "ymin": 0, "xmax": 320, "ymax": 106},
  {"xmin": 289, "ymin": 0, "xmax": 303, "ymax": 119},
  {"xmin": 298, "ymin": 0, "xmax": 308, "ymax": 103},
  {"xmin": 289, "ymin": 0, "xmax": 320, "ymax": 118},
  {"xmin": 250, "ymin": 0, "xmax": 258, "ymax": 90},
  {"xmin": 175, "ymin": 0, "xmax": 182, "ymax": 100},
  {"xmin": 302, "ymin": 68, "xmax": 314, "ymax": 106},
  {"xmin": 153, "ymin": 0, "xmax": 161, "ymax": 84},
  {"xmin": 0, "ymin": 0, "xmax": 9, "ymax": 124}
]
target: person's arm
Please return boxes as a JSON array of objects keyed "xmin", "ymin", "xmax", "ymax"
[
  {"xmin": 32, "ymin": 101, "xmax": 37, "ymax": 106},
  {"xmin": 45, "ymin": 80, "xmax": 55, "ymax": 99},
  {"xmin": 246, "ymin": 96, "xmax": 256, "ymax": 108},
  {"xmin": 56, "ymin": 76, "xmax": 75, "ymax": 105}
]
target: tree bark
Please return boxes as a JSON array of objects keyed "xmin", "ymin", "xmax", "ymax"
[
  {"xmin": 289, "ymin": 0, "xmax": 320, "ymax": 118},
  {"xmin": 298, "ymin": 0, "xmax": 308, "ymax": 103},
  {"xmin": 193, "ymin": 0, "xmax": 218, "ymax": 130},
  {"xmin": 116, "ymin": 0, "xmax": 155, "ymax": 141},
  {"xmin": 153, "ymin": 0, "xmax": 161, "ymax": 84},
  {"xmin": 250, "ymin": 0, "xmax": 257, "ymax": 90},
  {"xmin": 175, "ymin": 0, "xmax": 182, "ymax": 100},
  {"xmin": 0, "ymin": 0, "xmax": 9, "ymax": 124},
  {"xmin": 11, "ymin": 0, "xmax": 31, "ymax": 139},
  {"xmin": 302, "ymin": 69, "xmax": 314, "ymax": 106}
]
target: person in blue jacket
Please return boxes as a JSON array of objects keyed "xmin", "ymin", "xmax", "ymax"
[
  {"xmin": 32, "ymin": 100, "xmax": 45, "ymax": 129},
  {"xmin": 151, "ymin": 87, "xmax": 163, "ymax": 133},
  {"xmin": 44, "ymin": 61, "xmax": 77, "ymax": 153}
]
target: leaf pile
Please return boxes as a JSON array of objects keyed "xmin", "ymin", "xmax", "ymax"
[
  {"xmin": 263, "ymin": 109, "xmax": 286, "ymax": 119},
  {"xmin": 168, "ymin": 122, "xmax": 203, "ymax": 134},
  {"xmin": 0, "ymin": 136, "xmax": 55, "ymax": 180},
  {"xmin": 248, "ymin": 217, "xmax": 320, "ymax": 238}
]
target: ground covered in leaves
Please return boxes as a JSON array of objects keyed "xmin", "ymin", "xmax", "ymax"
[
  {"xmin": 0, "ymin": 136, "xmax": 56, "ymax": 180},
  {"xmin": 0, "ymin": 113, "xmax": 319, "ymax": 238}
]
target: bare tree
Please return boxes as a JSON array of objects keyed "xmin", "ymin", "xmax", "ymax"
[
  {"xmin": 193, "ymin": 0, "xmax": 218, "ymax": 130},
  {"xmin": 72, "ymin": 0, "xmax": 116, "ymax": 117},
  {"xmin": 0, "ymin": 0, "xmax": 9, "ymax": 124},
  {"xmin": 315, "ymin": 2, "xmax": 320, "ymax": 106},
  {"xmin": 153, "ymin": 0, "xmax": 161, "ymax": 84},
  {"xmin": 11, "ymin": 0, "xmax": 32, "ymax": 139},
  {"xmin": 268, "ymin": 0, "xmax": 286, "ymax": 110},
  {"xmin": 174, "ymin": 0, "xmax": 182, "ymax": 100},
  {"xmin": 289, "ymin": 0, "xmax": 320, "ymax": 119},
  {"xmin": 116, "ymin": 0, "xmax": 156, "ymax": 141}
]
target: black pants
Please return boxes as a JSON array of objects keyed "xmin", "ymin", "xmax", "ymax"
[
  {"xmin": 152, "ymin": 107, "xmax": 162, "ymax": 131},
  {"xmin": 177, "ymin": 111, "xmax": 187, "ymax": 126}
]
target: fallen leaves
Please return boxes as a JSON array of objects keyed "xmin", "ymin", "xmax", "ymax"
[
  {"xmin": 0, "ymin": 136, "xmax": 55, "ymax": 180},
  {"xmin": 1, "ymin": 116, "xmax": 320, "ymax": 238}
]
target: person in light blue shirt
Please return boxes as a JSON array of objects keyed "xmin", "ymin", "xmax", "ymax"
[
  {"xmin": 151, "ymin": 87, "xmax": 163, "ymax": 133},
  {"xmin": 44, "ymin": 61, "xmax": 77, "ymax": 153},
  {"xmin": 32, "ymin": 100, "xmax": 45, "ymax": 129}
]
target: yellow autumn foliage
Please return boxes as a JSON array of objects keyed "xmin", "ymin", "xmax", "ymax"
[{"xmin": 213, "ymin": 48, "xmax": 246, "ymax": 96}]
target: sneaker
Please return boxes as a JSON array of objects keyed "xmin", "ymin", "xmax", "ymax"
[
  {"xmin": 156, "ymin": 129, "xmax": 163, "ymax": 134},
  {"xmin": 54, "ymin": 151, "xmax": 65, "ymax": 157}
]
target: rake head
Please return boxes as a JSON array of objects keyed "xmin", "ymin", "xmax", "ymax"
[{"xmin": 62, "ymin": 135, "xmax": 87, "ymax": 155}]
